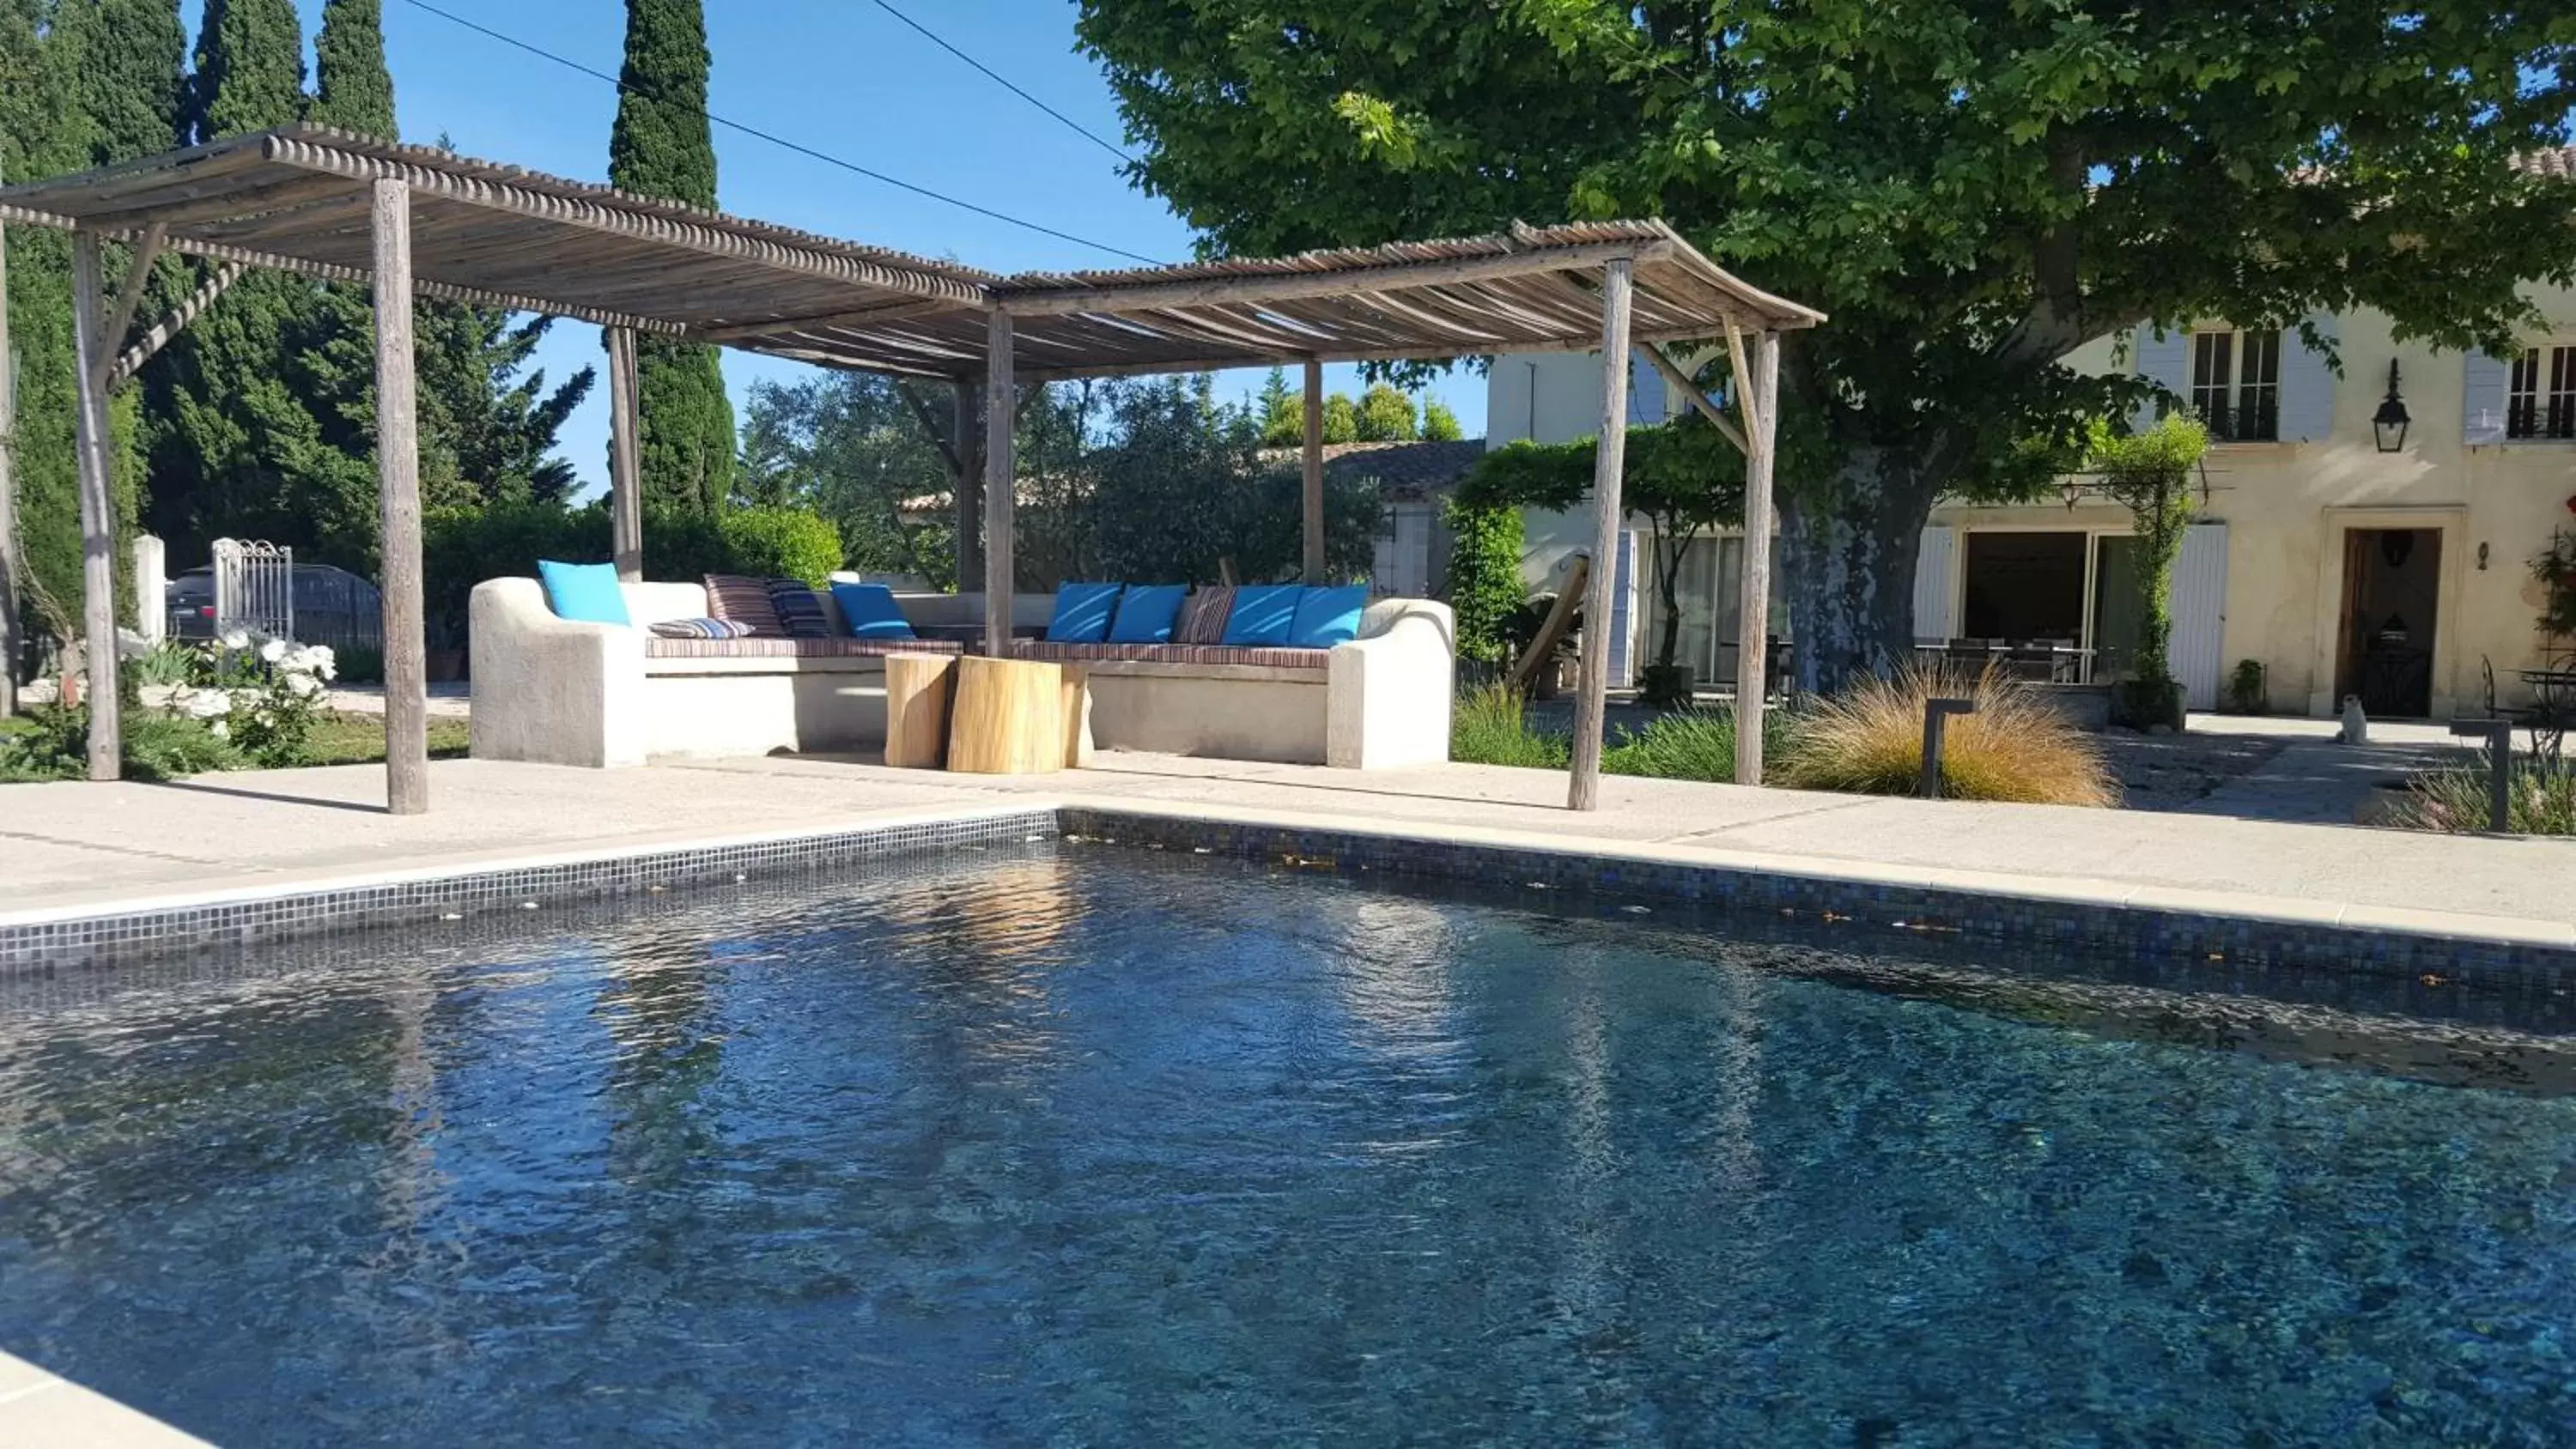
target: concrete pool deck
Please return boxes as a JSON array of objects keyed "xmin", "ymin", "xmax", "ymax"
[{"xmin": 1, "ymin": 749, "xmax": 2567, "ymax": 948}]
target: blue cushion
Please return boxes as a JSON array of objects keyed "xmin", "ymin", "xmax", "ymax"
[
  {"xmin": 1288, "ymin": 585, "xmax": 1368, "ymax": 648},
  {"xmin": 1048, "ymin": 582, "xmax": 1122, "ymax": 642},
  {"xmin": 1219, "ymin": 585, "xmax": 1303, "ymax": 646},
  {"xmin": 1106, "ymin": 584, "xmax": 1188, "ymax": 644},
  {"xmin": 538, "ymin": 560, "xmax": 628, "ymax": 626},
  {"xmin": 829, "ymin": 582, "xmax": 915, "ymax": 640}
]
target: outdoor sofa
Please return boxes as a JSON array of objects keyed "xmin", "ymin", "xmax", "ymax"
[{"xmin": 469, "ymin": 573, "xmax": 1454, "ymax": 770}]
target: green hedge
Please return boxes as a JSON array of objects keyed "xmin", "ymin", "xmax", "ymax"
[
  {"xmin": 424, "ymin": 502, "xmax": 844, "ymax": 636},
  {"xmin": 1442, "ymin": 500, "xmax": 1524, "ymax": 668}
]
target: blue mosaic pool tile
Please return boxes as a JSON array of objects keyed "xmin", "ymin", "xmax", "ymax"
[
  {"xmin": 0, "ymin": 809, "xmax": 1059, "ymax": 976},
  {"xmin": 1055, "ymin": 808, "xmax": 2576, "ymax": 986}
]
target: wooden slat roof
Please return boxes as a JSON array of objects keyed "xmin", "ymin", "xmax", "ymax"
[{"xmin": 0, "ymin": 124, "xmax": 1823, "ymax": 380}]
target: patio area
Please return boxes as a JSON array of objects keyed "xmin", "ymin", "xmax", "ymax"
[{"xmin": 3, "ymin": 749, "xmax": 2566, "ymax": 944}]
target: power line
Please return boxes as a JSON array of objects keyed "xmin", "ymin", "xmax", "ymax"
[
  {"xmin": 865, "ymin": 0, "xmax": 1134, "ymax": 167},
  {"xmin": 393, "ymin": 0, "xmax": 1163, "ymax": 265}
]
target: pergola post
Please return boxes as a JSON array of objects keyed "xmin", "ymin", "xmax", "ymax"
[
  {"xmin": 951, "ymin": 374, "xmax": 982, "ymax": 590},
  {"xmin": 1567, "ymin": 257, "xmax": 1634, "ymax": 812},
  {"xmin": 1301, "ymin": 358, "xmax": 1324, "ymax": 581},
  {"xmin": 981, "ymin": 310, "xmax": 1014, "ymax": 657},
  {"xmin": 0, "ymin": 155, "xmax": 17, "ymax": 721},
  {"xmin": 68, "ymin": 233, "xmax": 119, "ymax": 779},
  {"xmin": 371, "ymin": 178, "xmax": 428, "ymax": 815},
  {"xmin": 605, "ymin": 324, "xmax": 643, "ymax": 582},
  {"xmin": 1733, "ymin": 329, "xmax": 1781, "ymax": 785}
]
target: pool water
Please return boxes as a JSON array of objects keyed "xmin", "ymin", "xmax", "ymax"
[{"xmin": 4, "ymin": 844, "xmax": 2576, "ymax": 1445}]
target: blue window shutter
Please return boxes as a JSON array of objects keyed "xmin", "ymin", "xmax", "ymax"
[
  {"xmin": 1606, "ymin": 530, "xmax": 1639, "ymax": 688},
  {"xmin": 2276, "ymin": 314, "xmax": 2336, "ymax": 442},
  {"xmin": 1626, "ymin": 351, "xmax": 1666, "ymax": 424},
  {"xmin": 2132, "ymin": 327, "xmax": 2189, "ymax": 431},
  {"xmin": 2464, "ymin": 349, "xmax": 2510, "ymax": 446}
]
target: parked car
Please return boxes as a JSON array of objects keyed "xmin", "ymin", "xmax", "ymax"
[{"xmin": 164, "ymin": 563, "xmax": 384, "ymax": 647}]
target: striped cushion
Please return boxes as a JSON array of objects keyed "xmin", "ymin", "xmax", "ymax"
[
  {"xmin": 646, "ymin": 637, "xmax": 963, "ymax": 659},
  {"xmin": 648, "ymin": 616, "xmax": 755, "ymax": 640},
  {"xmin": 703, "ymin": 573, "xmax": 786, "ymax": 638},
  {"xmin": 1172, "ymin": 586, "xmax": 1235, "ymax": 645},
  {"xmin": 1010, "ymin": 640, "xmax": 1329, "ymax": 672},
  {"xmin": 766, "ymin": 578, "xmax": 833, "ymax": 639}
]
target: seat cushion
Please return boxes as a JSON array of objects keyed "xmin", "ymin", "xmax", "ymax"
[
  {"xmin": 538, "ymin": 560, "xmax": 628, "ymax": 626},
  {"xmin": 1048, "ymin": 582, "xmax": 1123, "ymax": 642},
  {"xmin": 1288, "ymin": 585, "xmax": 1368, "ymax": 647},
  {"xmin": 766, "ymin": 578, "xmax": 834, "ymax": 639},
  {"xmin": 1172, "ymin": 585, "xmax": 1235, "ymax": 645},
  {"xmin": 645, "ymin": 636, "xmax": 963, "ymax": 659},
  {"xmin": 1107, "ymin": 584, "xmax": 1188, "ymax": 644},
  {"xmin": 1012, "ymin": 640, "xmax": 1329, "ymax": 673},
  {"xmin": 704, "ymin": 573, "xmax": 787, "ymax": 637},
  {"xmin": 1220, "ymin": 585, "xmax": 1302, "ymax": 646},
  {"xmin": 829, "ymin": 581, "xmax": 915, "ymax": 640},
  {"xmin": 648, "ymin": 616, "xmax": 755, "ymax": 640}
]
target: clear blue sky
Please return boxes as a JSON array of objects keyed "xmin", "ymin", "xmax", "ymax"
[{"xmin": 222, "ymin": 0, "xmax": 1491, "ymax": 496}]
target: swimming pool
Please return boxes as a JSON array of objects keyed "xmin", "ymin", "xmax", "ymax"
[{"xmin": 3, "ymin": 841, "xmax": 2573, "ymax": 1445}]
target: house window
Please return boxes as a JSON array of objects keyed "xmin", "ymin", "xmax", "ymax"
[
  {"xmin": 2190, "ymin": 329, "xmax": 2281, "ymax": 441},
  {"xmin": 2507, "ymin": 346, "xmax": 2576, "ymax": 440}
]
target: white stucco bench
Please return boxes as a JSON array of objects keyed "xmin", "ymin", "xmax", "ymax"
[{"xmin": 469, "ymin": 579, "xmax": 1455, "ymax": 770}]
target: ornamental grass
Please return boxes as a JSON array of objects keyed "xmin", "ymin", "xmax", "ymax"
[{"xmin": 1776, "ymin": 663, "xmax": 2118, "ymax": 808}]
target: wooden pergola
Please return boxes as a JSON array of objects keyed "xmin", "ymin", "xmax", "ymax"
[{"xmin": 0, "ymin": 124, "xmax": 1821, "ymax": 814}]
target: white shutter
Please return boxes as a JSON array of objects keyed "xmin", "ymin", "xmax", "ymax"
[
  {"xmin": 2276, "ymin": 315, "xmax": 2336, "ymax": 442},
  {"xmin": 2133, "ymin": 327, "xmax": 2190, "ymax": 431},
  {"xmin": 2171, "ymin": 523, "xmax": 2229, "ymax": 712},
  {"xmin": 1605, "ymin": 529, "xmax": 1640, "ymax": 688},
  {"xmin": 1911, "ymin": 527, "xmax": 1958, "ymax": 643},
  {"xmin": 2464, "ymin": 349, "xmax": 2511, "ymax": 446}
]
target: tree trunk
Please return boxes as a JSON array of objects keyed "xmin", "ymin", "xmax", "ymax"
[{"xmin": 1783, "ymin": 446, "xmax": 1941, "ymax": 695}]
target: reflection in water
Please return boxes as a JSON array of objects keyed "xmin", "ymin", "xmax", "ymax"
[{"xmin": 5, "ymin": 845, "xmax": 2576, "ymax": 1445}]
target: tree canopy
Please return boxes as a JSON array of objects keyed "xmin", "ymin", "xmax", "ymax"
[{"xmin": 1078, "ymin": 0, "xmax": 2576, "ymax": 688}]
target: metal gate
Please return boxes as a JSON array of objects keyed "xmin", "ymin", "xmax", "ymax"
[{"xmin": 212, "ymin": 537, "xmax": 294, "ymax": 642}]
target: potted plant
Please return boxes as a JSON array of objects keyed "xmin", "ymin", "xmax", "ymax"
[
  {"xmin": 423, "ymin": 612, "xmax": 469, "ymax": 682},
  {"xmin": 2088, "ymin": 415, "xmax": 2209, "ymax": 732}
]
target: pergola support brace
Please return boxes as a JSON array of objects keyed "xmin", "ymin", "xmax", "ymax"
[
  {"xmin": 94, "ymin": 223, "xmax": 166, "ymax": 380},
  {"xmin": 372, "ymin": 179, "xmax": 428, "ymax": 815},
  {"xmin": 1568, "ymin": 258, "xmax": 1635, "ymax": 812},
  {"xmin": 1641, "ymin": 343, "xmax": 1749, "ymax": 456},
  {"xmin": 110, "ymin": 262, "xmax": 242, "ymax": 387}
]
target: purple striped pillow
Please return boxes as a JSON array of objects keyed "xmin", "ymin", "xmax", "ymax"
[
  {"xmin": 648, "ymin": 616, "xmax": 753, "ymax": 640},
  {"xmin": 703, "ymin": 573, "xmax": 786, "ymax": 638}
]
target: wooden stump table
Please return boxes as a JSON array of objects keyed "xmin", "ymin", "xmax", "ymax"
[
  {"xmin": 882, "ymin": 652, "xmax": 957, "ymax": 768},
  {"xmin": 946, "ymin": 655, "xmax": 1067, "ymax": 774}
]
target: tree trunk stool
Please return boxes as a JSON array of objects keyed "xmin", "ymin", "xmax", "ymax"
[
  {"xmin": 946, "ymin": 655, "xmax": 1066, "ymax": 774},
  {"xmin": 882, "ymin": 652, "xmax": 957, "ymax": 768}
]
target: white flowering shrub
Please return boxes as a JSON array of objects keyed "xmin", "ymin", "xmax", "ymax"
[{"xmin": 204, "ymin": 632, "xmax": 337, "ymax": 767}]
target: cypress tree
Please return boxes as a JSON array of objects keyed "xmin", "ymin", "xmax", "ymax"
[
  {"xmin": 61, "ymin": 0, "xmax": 185, "ymax": 621},
  {"xmin": 3, "ymin": 0, "xmax": 96, "ymax": 640},
  {"xmin": 72, "ymin": 0, "xmax": 184, "ymax": 161},
  {"xmin": 185, "ymin": 0, "xmax": 303, "ymax": 143},
  {"xmin": 309, "ymin": 0, "xmax": 391, "ymax": 135},
  {"xmin": 609, "ymin": 0, "xmax": 734, "ymax": 513},
  {"xmin": 148, "ymin": 0, "xmax": 376, "ymax": 567}
]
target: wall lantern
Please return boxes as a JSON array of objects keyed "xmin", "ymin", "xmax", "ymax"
[{"xmin": 2372, "ymin": 360, "xmax": 2412, "ymax": 452}]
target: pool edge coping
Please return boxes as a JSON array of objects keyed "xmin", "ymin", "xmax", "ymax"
[
  {"xmin": 0, "ymin": 1348, "xmax": 210, "ymax": 1446},
  {"xmin": 3, "ymin": 795, "xmax": 2569, "ymax": 981}
]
